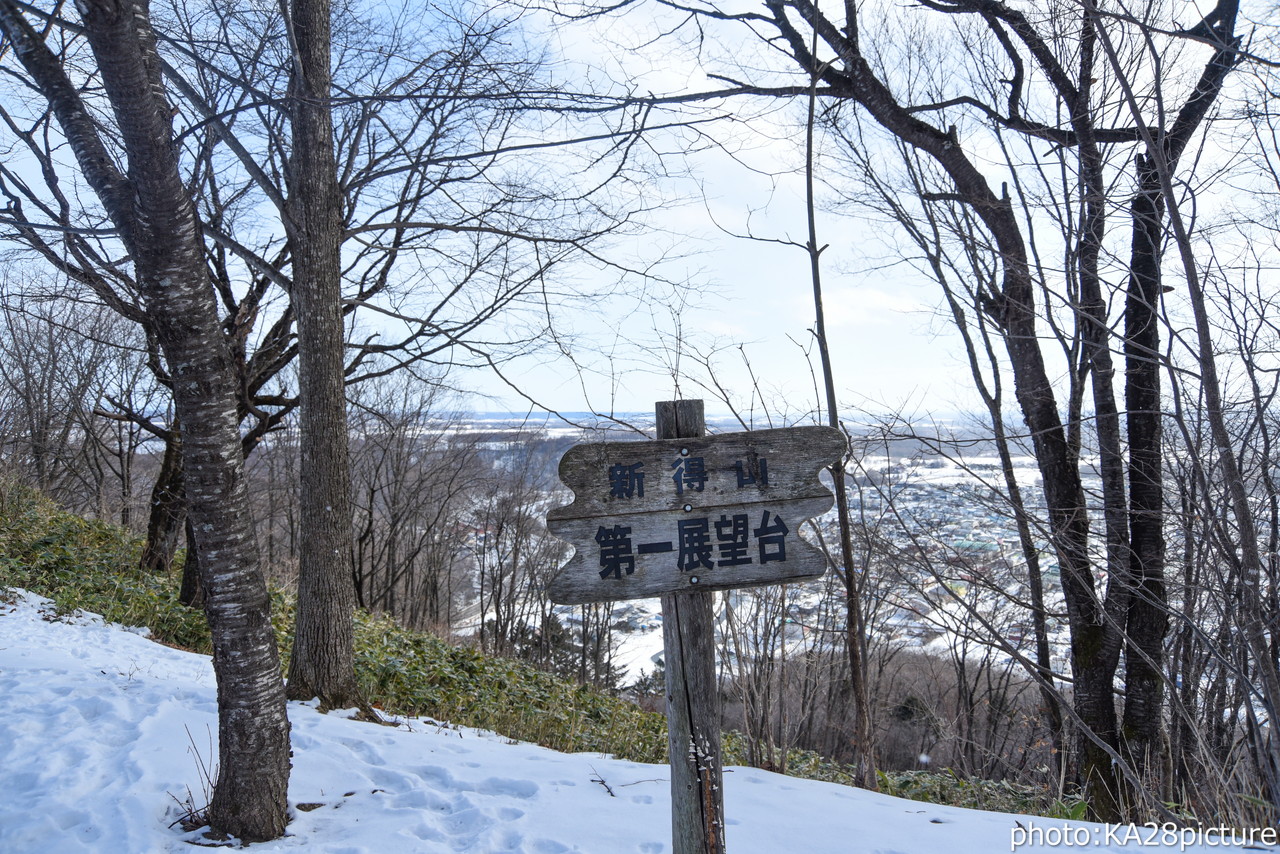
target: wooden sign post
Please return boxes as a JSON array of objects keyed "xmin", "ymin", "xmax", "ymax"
[
  {"xmin": 656, "ymin": 400, "xmax": 724, "ymax": 854},
  {"xmin": 545, "ymin": 401, "xmax": 844, "ymax": 854}
]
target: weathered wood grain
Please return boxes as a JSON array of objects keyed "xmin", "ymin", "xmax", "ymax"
[
  {"xmin": 545, "ymin": 499, "xmax": 833, "ymax": 604},
  {"xmin": 545, "ymin": 424, "xmax": 844, "ymax": 605},
  {"xmin": 548, "ymin": 426, "xmax": 845, "ymax": 521},
  {"xmin": 655, "ymin": 400, "xmax": 725, "ymax": 854},
  {"xmin": 664, "ymin": 586, "xmax": 724, "ymax": 854}
]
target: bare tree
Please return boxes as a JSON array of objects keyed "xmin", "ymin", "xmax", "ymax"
[
  {"xmin": 0, "ymin": 0, "xmax": 289, "ymax": 839},
  {"xmin": 346, "ymin": 371, "xmax": 480, "ymax": 631},
  {"xmin": 0, "ymin": 0, "xmax": 672, "ymax": 580},
  {"xmin": 568, "ymin": 0, "xmax": 1253, "ymax": 819},
  {"xmin": 471, "ymin": 432, "xmax": 568, "ymax": 656},
  {"xmin": 0, "ymin": 291, "xmax": 113, "ymax": 504}
]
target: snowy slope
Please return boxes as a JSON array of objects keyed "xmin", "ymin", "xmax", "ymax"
[{"xmin": 0, "ymin": 588, "xmax": 1271, "ymax": 854}]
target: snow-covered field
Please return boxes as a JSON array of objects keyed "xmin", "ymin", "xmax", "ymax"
[{"xmin": 0, "ymin": 588, "xmax": 1271, "ymax": 854}]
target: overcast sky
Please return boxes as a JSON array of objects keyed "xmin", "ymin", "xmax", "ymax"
[{"xmin": 462, "ymin": 8, "xmax": 978, "ymax": 421}]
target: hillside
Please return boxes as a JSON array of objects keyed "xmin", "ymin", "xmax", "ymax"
[{"xmin": 3, "ymin": 587, "xmax": 1265, "ymax": 853}]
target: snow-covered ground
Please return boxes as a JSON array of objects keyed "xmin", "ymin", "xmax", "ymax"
[{"xmin": 0, "ymin": 588, "xmax": 1272, "ymax": 854}]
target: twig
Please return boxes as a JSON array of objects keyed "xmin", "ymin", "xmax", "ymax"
[{"xmin": 589, "ymin": 766, "xmax": 616, "ymax": 797}]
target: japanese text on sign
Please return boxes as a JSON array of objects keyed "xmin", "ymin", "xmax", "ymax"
[
  {"xmin": 594, "ymin": 510, "xmax": 790, "ymax": 580},
  {"xmin": 545, "ymin": 425, "xmax": 846, "ymax": 604}
]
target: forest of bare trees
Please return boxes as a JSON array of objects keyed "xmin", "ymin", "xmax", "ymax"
[{"xmin": 3, "ymin": 0, "xmax": 1280, "ymax": 841}]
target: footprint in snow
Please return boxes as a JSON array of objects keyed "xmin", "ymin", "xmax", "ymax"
[
  {"xmin": 443, "ymin": 806, "xmax": 494, "ymax": 837},
  {"xmin": 477, "ymin": 777, "xmax": 539, "ymax": 799},
  {"xmin": 333, "ymin": 736, "xmax": 387, "ymax": 767}
]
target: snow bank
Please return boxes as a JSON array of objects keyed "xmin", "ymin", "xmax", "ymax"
[{"xmin": 0, "ymin": 588, "xmax": 1268, "ymax": 853}]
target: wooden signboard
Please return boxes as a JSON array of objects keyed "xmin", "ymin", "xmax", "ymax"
[{"xmin": 545, "ymin": 425, "xmax": 845, "ymax": 604}]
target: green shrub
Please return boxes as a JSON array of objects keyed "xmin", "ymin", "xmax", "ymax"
[
  {"xmin": 0, "ymin": 481, "xmax": 209, "ymax": 651},
  {"xmin": 876, "ymin": 769, "xmax": 1087, "ymax": 818},
  {"xmin": 346, "ymin": 611, "xmax": 669, "ymax": 762}
]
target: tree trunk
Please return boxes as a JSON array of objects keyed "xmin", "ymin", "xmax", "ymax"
[
  {"xmin": 802, "ymin": 63, "xmax": 877, "ymax": 787},
  {"xmin": 283, "ymin": 0, "xmax": 363, "ymax": 711},
  {"xmin": 140, "ymin": 432, "xmax": 185, "ymax": 575},
  {"xmin": 1120, "ymin": 158, "xmax": 1169, "ymax": 784},
  {"xmin": 180, "ymin": 515, "xmax": 204, "ymax": 608}
]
